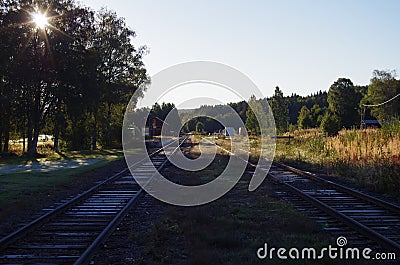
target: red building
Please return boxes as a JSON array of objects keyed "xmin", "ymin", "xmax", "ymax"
[{"xmin": 147, "ymin": 116, "xmax": 164, "ymax": 138}]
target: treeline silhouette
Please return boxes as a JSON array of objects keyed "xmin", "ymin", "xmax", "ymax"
[{"xmin": 0, "ymin": 0, "xmax": 148, "ymax": 155}]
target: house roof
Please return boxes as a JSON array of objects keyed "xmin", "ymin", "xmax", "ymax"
[{"xmin": 362, "ymin": 120, "xmax": 380, "ymax": 124}]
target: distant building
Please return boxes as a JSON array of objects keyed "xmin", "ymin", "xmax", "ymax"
[
  {"xmin": 128, "ymin": 127, "xmax": 136, "ymax": 137},
  {"xmin": 38, "ymin": 134, "xmax": 53, "ymax": 142},
  {"xmin": 224, "ymin": 127, "xmax": 235, "ymax": 136},
  {"xmin": 361, "ymin": 120, "xmax": 381, "ymax": 129},
  {"xmin": 147, "ymin": 116, "xmax": 164, "ymax": 137}
]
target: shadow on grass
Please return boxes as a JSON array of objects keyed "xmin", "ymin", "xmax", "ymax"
[{"xmin": 55, "ymin": 150, "xmax": 68, "ymax": 159}]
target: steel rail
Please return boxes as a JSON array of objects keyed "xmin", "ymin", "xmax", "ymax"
[
  {"xmin": 73, "ymin": 135, "xmax": 188, "ymax": 265},
  {"xmin": 0, "ymin": 136, "xmax": 187, "ymax": 264},
  {"xmin": 268, "ymin": 170, "xmax": 400, "ymax": 253},
  {"xmin": 206, "ymin": 138, "xmax": 400, "ymax": 253},
  {"xmin": 273, "ymin": 161, "xmax": 400, "ymax": 214}
]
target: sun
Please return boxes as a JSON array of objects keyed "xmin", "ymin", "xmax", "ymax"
[{"xmin": 32, "ymin": 12, "xmax": 48, "ymax": 29}]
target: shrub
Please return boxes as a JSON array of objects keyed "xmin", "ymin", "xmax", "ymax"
[{"xmin": 320, "ymin": 112, "xmax": 341, "ymax": 136}]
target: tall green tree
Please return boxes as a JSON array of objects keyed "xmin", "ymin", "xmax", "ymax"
[
  {"xmin": 0, "ymin": 4, "xmax": 16, "ymax": 152},
  {"xmin": 245, "ymin": 96, "xmax": 260, "ymax": 135},
  {"xmin": 228, "ymin": 101, "xmax": 248, "ymax": 123},
  {"xmin": 327, "ymin": 78, "xmax": 361, "ymax": 128},
  {"xmin": 367, "ymin": 70, "xmax": 400, "ymax": 121},
  {"xmin": 92, "ymin": 9, "xmax": 148, "ymax": 148},
  {"xmin": 269, "ymin": 87, "xmax": 289, "ymax": 134},
  {"xmin": 297, "ymin": 106, "xmax": 313, "ymax": 129}
]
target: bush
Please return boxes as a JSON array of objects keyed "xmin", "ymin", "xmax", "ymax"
[{"xmin": 320, "ymin": 112, "xmax": 341, "ymax": 136}]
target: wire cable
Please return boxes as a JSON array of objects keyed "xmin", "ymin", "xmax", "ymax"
[{"xmin": 363, "ymin": 93, "xmax": 400, "ymax": 107}]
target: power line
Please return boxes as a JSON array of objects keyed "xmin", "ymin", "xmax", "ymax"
[
  {"xmin": 360, "ymin": 93, "xmax": 400, "ymax": 129},
  {"xmin": 363, "ymin": 93, "xmax": 400, "ymax": 107}
]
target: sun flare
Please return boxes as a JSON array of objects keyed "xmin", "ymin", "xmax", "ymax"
[{"xmin": 32, "ymin": 12, "xmax": 48, "ymax": 29}]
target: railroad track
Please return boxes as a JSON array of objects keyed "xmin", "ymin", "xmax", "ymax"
[
  {"xmin": 268, "ymin": 162, "xmax": 400, "ymax": 255},
  {"xmin": 0, "ymin": 136, "xmax": 188, "ymax": 265},
  {"xmin": 207, "ymin": 137, "xmax": 400, "ymax": 256}
]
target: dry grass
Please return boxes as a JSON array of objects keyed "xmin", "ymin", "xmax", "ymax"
[
  {"xmin": 328, "ymin": 129, "xmax": 400, "ymax": 168},
  {"xmin": 277, "ymin": 122, "xmax": 400, "ymax": 196},
  {"xmin": 6, "ymin": 140, "xmax": 54, "ymax": 156}
]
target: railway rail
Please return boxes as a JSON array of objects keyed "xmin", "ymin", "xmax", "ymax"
[
  {"xmin": 208, "ymin": 136, "xmax": 400, "ymax": 256},
  {"xmin": 267, "ymin": 162, "xmax": 400, "ymax": 255},
  {"xmin": 0, "ymin": 136, "xmax": 187, "ymax": 265}
]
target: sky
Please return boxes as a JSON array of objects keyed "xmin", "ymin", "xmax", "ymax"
[{"xmin": 80, "ymin": 0, "xmax": 400, "ymax": 108}]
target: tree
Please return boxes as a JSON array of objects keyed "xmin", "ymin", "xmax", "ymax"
[
  {"xmin": 0, "ymin": 0, "xmax": 32, "ymax": 153},
  {"xmin": 320, "ymin": 110, "xmax": 341, "ymax": 136},
  {"xmin": 0, "ymin": 0, "xmax": 96, "ymax": 155},
  {"xmin": 0, "ymin": 5, "xmax": 17, "ymax": 153},
  {"xmin": 327, "ymin": 78, "xmax": 361, "ymax": 128},
  {"xmin": 298, "ymin": 106, "xmax": 313, "ymax": 129},
  {"xmin": 92, "ymin": 9, "xmax": 147, "ymax": 148},
  {"xmin": 150, "ymin": 102, "xmax": 181, "ymax": 135},
  {"xmin": 49, "ymin": 1, "xmax": 96, "ymax": 151},
  {"xmin": 269, "ymin": 87, "xmax": 289, "ymax": 134},
  {"xmin": 245, "ymin": 96, "xmax": 260, "ymax": 135},
  {"xmin": 228, "ymin": 101, "xmax": 248, "ymax": 123},
  {"xmin": 367, "ymin": 70, "xmax": 400, "ymax": 121},
  {"xmin": 150, "ymin": 102, "xmax": 176, "ymax": 121},
  {"xmin": 0, "ymin": 1, "xmax": 148, "ymax": 154},
  {"xmin": 310, "ymin": 104, "xmax": 326, "ymax": 127}
]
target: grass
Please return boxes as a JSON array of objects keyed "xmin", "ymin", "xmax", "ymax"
[
  {"xmin": 275, "ymin": 123, "xmax": 400, "ymax": 198},
  {"xmin": 0, "ymin": 150, "xmax": 124, "ymax": 208},
  {"xmin": 140, "ymin": 199, "xmax": 338, "ymax": 265},
  {"xmin": 0, "ymin": 146, "xmax": 124, "ymax": 166},
  {"xmin": 133, "ymin": 136, "xmax": 374, "ymax": 265}
]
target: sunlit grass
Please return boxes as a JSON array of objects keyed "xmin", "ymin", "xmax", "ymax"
[
  {"xmin": 0, "ymin": 138, "xmax": 128, "ymax": 165},
  {"xmin": 0, "ymin": 154, "xmax": 122, "ymax": 208},
  {"xmin": 277, "ymin": 123, "xmax": 400, "ymax": 196}
]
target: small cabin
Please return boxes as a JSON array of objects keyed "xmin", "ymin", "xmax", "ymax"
[{"xmin": 147, "ymin": 116, "xmax": 164, "ymax": 138}]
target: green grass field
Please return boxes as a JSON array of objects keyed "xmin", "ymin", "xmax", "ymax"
[{"xmin": 0, "ymin": 150, "xmax": 124, "ymax": 208}]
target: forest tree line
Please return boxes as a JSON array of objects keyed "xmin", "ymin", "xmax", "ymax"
[
  {"xmin": 0, "ymin": 0, "xmax": 148, "ymax": 155},
  {"xmin": 182, "ymin": 70, "xmax": 400, "ymax": 136}
]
